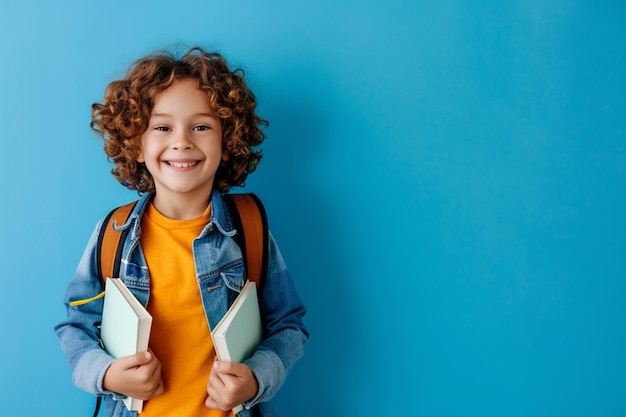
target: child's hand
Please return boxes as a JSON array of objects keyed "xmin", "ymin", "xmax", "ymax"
[
  {"xmin": 103, "ymin": 350, "xmax": 164, "ymax": 400},
  {"xmin": 205, "ymin": 361, "xmax": 259, "ymax": 411}
]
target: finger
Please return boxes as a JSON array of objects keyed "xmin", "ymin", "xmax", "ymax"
[
  {"xmin": 131, "ymin": 351, "xmax": 158, "ymax": 376},
  {"xmin": 207, "ymin": 365, "xmax": 226, "ymax": 390},
  {"xmin": 138, "ymin": 366, "xmax": 160, "ymax": 393},
  {"xmin": 129, "ymin": 352, "xmax": 162, "ymax": 396},
  {"xmin": 152, "ymin": 378, "xmax": 165, "ymax": 397},
  {"xmin": 117, "ymin": 351, "xmax": 152, "ymax": 370},
  {"xmin": 213, "ymin": 361, "xmax": 241, "ymax": 376},
  {"xmin": 205, "ymin": 386, "xmax": 223, "ymax": 410},
  {"xmin": 205, "ymin": 397, "xmax": 220, "ymax": 410},
  {"xmin": 213, "ymin": 361, "xmax": 251, "ymax": 388},
  {"xmin": 145, "ymin": 354, "xmax": 162, "ymax": 379},
  {"xmin": 143, "ymin": 359, "xmax": 163, "ymax": 392}
]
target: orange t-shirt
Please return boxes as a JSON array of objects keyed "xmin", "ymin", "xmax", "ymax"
[{"xmin": 139, "ymin": 202, "xmax": 233, "ymax": 417}]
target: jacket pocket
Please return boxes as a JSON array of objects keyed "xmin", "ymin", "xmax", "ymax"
[
  {"xmin": 220, "ymin": 261, "xmax": 246, "ymax": 306},
  {"xmin": 198, "ymin": 259, "xmax": 246, "ymax": 319}
]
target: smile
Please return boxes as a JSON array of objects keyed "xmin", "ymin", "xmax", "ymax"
[{"xmin": 167, "ymin": 161, "xmax": 198, "ymax": 168}]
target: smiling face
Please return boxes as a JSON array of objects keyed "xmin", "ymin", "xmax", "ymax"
[{"xmin": 137, "ymin": 78, "xmax": 225, "ymax": 216}]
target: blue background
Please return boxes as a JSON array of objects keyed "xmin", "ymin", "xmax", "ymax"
[{"xmin": 1, "ymin": 1, "xmax": 625, "ymax": 416}]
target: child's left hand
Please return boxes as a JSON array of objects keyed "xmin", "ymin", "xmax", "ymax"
[{"xmin": 205, "ymin": 361, "xmax": 259, "ymax": 411}]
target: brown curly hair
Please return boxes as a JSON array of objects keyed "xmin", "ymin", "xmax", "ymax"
[{"xmin": 91, "ymin": 46, "xmax": 267, "ymax": 193}]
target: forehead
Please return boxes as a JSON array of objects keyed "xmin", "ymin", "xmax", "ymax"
[{"xmin": 151, "ymin": 78, "xmax": 214, "ymax": 115}]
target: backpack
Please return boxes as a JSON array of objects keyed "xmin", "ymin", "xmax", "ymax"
[{"xmin": 90, "ymin": 193, "xmax": 268, "ymax": 417}]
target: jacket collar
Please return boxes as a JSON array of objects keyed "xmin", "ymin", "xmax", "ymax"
[{"xmin": 123, "ymin": 190, "xmax": 237, "ymax": 241}]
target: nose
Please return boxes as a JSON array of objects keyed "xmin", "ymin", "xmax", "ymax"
[{"xmin": 171, "ymin": 129, "xmax": 193, "ymax": 150}]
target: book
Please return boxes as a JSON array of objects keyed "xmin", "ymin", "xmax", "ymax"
[
  {"xmin": 100, "ymin": 278, "xmax": 153, "ymax": 413},
  {"xmin": 211, "ymin": 281, "xmax": 262, "ymax": 413}
]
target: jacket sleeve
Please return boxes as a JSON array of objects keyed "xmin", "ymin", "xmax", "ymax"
[
  {"xmin": 242, "ymin": 231, "xmax": 309, "ymax": 408},
  {"xmin": 54, "ymin": 220, "xmax": 116, "ymax": 395}
]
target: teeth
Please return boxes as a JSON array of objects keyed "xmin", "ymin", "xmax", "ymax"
[{"xmin": 169, "ymin": 161, "xmax": 197, "ymax": 168}]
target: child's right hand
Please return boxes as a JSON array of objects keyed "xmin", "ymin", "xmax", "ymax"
[{"xmin": 103, "ymin": 350, "xmax": 164, "ymax": 400}]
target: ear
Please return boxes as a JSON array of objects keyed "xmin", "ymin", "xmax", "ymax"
[
  {"xmin": 136, "ymin": 149, "xmax": 145, "ymax": 163},
  {"xmin": 221, "ymin": 149, "xmax": 230, "ymax": 161}
]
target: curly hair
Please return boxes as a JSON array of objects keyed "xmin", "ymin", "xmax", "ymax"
[{"xmin": 90, "ymin": 46, "xmax": 267, "ymax": 193}]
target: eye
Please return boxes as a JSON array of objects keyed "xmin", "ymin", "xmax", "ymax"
[
  {"xmin": 154, "ymin": 125, "xmax": 170, "ymax": 132},
  {"xmin": 193, "ymin": 125, "xmax": 212, "ymax": 131}
]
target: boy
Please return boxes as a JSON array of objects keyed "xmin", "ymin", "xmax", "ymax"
[{"xmin": 55, "ymin": 47, "xmax": 308, "ymax": 417}]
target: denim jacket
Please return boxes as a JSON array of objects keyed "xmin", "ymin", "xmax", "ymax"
[{"xmin": 54, "ymin": 191, "xmax": 308, "ymax": 417}]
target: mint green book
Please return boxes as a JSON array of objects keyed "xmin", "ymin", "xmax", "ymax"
[
  {"xmin": 101, "ymin": 278, "xmax": 153, "ymax": 413},
  {"xmin": 211, "ymin": 281, "xmax": 262, "ymax": 413},
  {"xmin": 212, "ymin": 281, "xmax": 262, "ymax": 363}
]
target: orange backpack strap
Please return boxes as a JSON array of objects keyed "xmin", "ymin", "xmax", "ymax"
[
  {"xmin": 222, "ymin": 193, "xmax": 269, "ymax": 291},
  {"xmin": 96, "ymin": 201, "xmax": 137, "ymax": 286}
]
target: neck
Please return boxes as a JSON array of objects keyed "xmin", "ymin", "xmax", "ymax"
[{"xmin": 151, "ymin": 191, "xmax": 212, "ymax": 220}]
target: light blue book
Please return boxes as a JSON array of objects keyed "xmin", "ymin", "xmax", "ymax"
[{"xmin": 101, "ymin": 278, "xmax": 153, "ymax": 413}]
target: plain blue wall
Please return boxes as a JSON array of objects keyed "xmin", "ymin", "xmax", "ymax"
[{"xmin": 1, "ymin": 1, "xmax": 625, "ymax": 416}]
